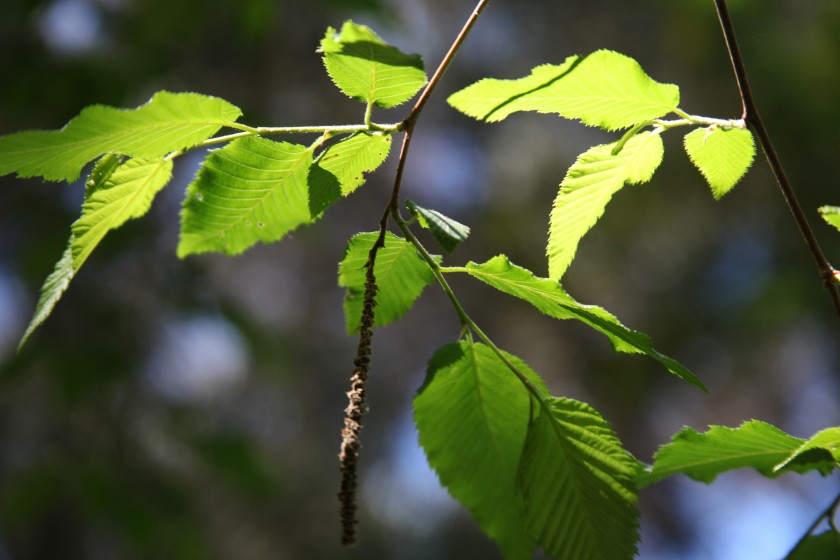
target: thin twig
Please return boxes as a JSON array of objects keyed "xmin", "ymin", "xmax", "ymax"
[
  {"xmin": 784, "ymin": 489, "xmax": 840, "ymax": 559},
  {"xmin": 713, "ymin": 0, "xmax": 840, "ymax": 317}
]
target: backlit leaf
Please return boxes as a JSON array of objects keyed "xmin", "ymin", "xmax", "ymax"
[
  {"xmin": 339, "ymin": 232, "xmax": 437, "ymax": 334},
  {"xmin": 548, "ymin": 131, "xmax": 664, "ymax": 280},
  {"xmin": 447, "ymin": 50, "xmax": 679, "ymax": 130},
  {"xmin": 517, "ymin": 397, "xmax": 640, "ymax": 559},
  {"xmin": 19, "ymin": 242, "xmax": 74, "ymax": 348},
  {"xmin": 775, "ymin": 427, "xmax": 840, "ymax": 473},
  {"xmin": 818, "ymin": 206, "xmax": 840, "ymax": 233},
  {"xmin": 683, "ymin": 126, "xmax": 755, "ymax": 199},
  {"xmin": 414, "ymin": 341, "xmax": 546, "ymax": 559},
  {"xmin": 406, "ymin": 200, "xmax": 471, "ymax": 253},
  {"xmin": 0, "ymin": 91, "xmax": 241, "ymax": 182},
  {"xmin": 178, "ymin": 137, "xmax": 313, "ymax": 257},
  {"xmin": 319, "ymin": 21, "xmax": 427, "ymax": 108},
  {"xmin": 454, "ymin": 255, "xmax": 704, "ymax": 389}
]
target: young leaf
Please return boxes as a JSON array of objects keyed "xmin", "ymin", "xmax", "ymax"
[
  {"xmin": 517, "ymin": 397, "xmax": 640, "ymax": 560},
  {"xmin": 20, "ymin": 157, "xmax": 172, "ymax": 347},
  {"xmin": 406, "ymin": 199, "xmax": 471, "ymax": 253},
  {"xmin": 818, "ymin": 206, "xmax": 840, "ymax": 232},
  {"xmin": 683, "ymin": 126, "xmax": 755, "ymax": 198},
  {"xmin": 339, "ymin": 232, "xmax": 437, "ymax": 334},
  {"xmin": 178, "ymin": 137, "xmax": 313, "ymax": 257},
  {"xmin": 414, "ymin": 341, "xmax": 546, "ymax": 560},
  {"xmin": 447, "ymin": 50, "xmax": 679, "ymax": 131},
  {"xmin": 638, "ymin": 421, "xmax": 808, "ymax": 487},
  {"xmin": 786, "ymin": 531, "xmax": 840, "ymax": 560},
  {"xmin": 308, "ymin": 132, "xmax": 392, "ymax": 217},
  {"xmin": 454, "ymin": 255, "xmax": 704, "ymax": 389},
  {"xmin": 0, "ymin": 91, "xmax": 242, "ymax": 182},
  {"xmin": 548, "ymin": 131, "xmax": 664, "ymax": 280},
  {"xmin": 774, "ymin": 427, "xmax": 840, "ymax": 472},
  {"xmin": 319, "ymin": 21, "xmax": 427, "ymax": 109}
]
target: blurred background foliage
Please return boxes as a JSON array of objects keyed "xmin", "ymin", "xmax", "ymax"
[{"xmin": 0, "ymin": 0, "xmax": 839, "ymax": 558}]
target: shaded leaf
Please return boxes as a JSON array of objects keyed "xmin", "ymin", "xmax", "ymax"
[
  {"xmin": 819, "ymin": 206, "xmax": 840, "ymax": 232},
  {"xmin": 447, "ymin": 50, "xmax": 679, "ymax": 130},
  {"xmin": 548, "ymin": 131, "xmax": 664, "ymax": 280},
  {"xmin": 178, "ymin": 137, "xmax": 313, "ymax": 257},
  {"xmin": 454, "ymin": 255, "xmax": 704, "ymax": 389},
  {"xmin": 308, "ymin": 132, "xmax": 391, "ymax": 217},
  {"xmin": 517, "ymin": 397, "xmax": 640, "ymax": 559},
  {"xmin": 415, "ymin": 341, "xmax": 545, "ymax": 559},
  {"xmin": 0, "ymin": 91, "xmax": 241, "ymax": 182},
  {"xmin": 406, "ymin": 199, "xmax": 471, "ymax": 253},
  {"xmin": 786, "ymin": 531, "xmax": 840, "ymax": 560},
  {"xmin": 319, "ymin": 20, "xmax": 427, "ymax": 108},
  {"xmin": 339, "ymin": 232, "xmax": 437, "ymax": 334},
  {"xmin": 683, "ymin": 126, "xmax": 755, "ymax": 199}
]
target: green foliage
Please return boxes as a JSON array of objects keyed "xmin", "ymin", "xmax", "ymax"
[
  {"xmin": 447, "ymin": 50, "xmax": 679, "ymax": 131},
  {"xmin": 414, "ymin": 341, "xmax": 545, "ymax": 559},
  {"xmin": 406, "ymin": 199, "xmax": 471, "ymax": 253},
  {"xmin": 787, "ymin": 531, "xmax": 840, "ymax": 560},
  {"xmin": 547, "ymin": 131, "xmax": 664, "ymax": 279},
  {"xmin": 517, "ymin": 397, "xmax": 640, "ymax": 560},
  {"xmin": 819, "ymin": 205, "xmax": 840, "ymax": 232},
  {"xmin": 683, "ymin": 126, "xmax": 756, "ymax": 198},
  {"xmin": 0, "ymin": 91, "xmax": 241, "ymax": 182},
  {"xmin": 775, "ymin": 427, "xmax": 840, "ymax": 472},
  {"xmin": 339, "ymin": 232, "xmax": 437, "ymax": 333},
  {"xmin": 319, "ymin": 20, "xmax": 427, "ymax": 108},
  {"xmin": 449, "ymin": 255, "xmax": 704, "ymax": 389}
]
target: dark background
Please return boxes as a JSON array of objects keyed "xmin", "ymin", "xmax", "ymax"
[{"xmin": 1, "ymin": 0, "xmax": 839, "ymax": 558}]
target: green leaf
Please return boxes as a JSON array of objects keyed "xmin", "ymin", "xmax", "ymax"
[
  {"xmin": 447, "ymin": 50, "xmax": 679, "ymax": 131},
  {"xmin": 638, "ymin": 421, "xmax": 806, "ymax": 487},
  {"xmin": 454, "ymin": 255, "xmax": 704, "ymax": 389},
  {"xmin": 406, "ymin": 200, "xmax": 471, "ymax": 253},
  {"xmin": 319, "ymin": 20, "xmax": 427, "ymax": 108},
  {"xmin": 414, "ymin": 341, "xmax": 546, "ymax": 559},
  {"xmin": 20, "ymin": 157, "xmax": 172, "ymax": 347},
  {"xmin": 517, "ymin": 397, "xmax": 640, "ymax": 559},
  {"xmin": 786, "ymin": 531, "xmax": 840, "ymax": 560},
  {"xmin": 339, "ymin": 232, "xmax": 437, "ymax": 334},
  {"xmin": 818, "ymin": 206, "xmax": 840, "ymax": 232},
  {"xmin": 178, "ymin": 137, "xmax": 313, "ymax": 257},
  {"xmin": 0, "ymin": 91, "xmax": 241, "ymax": 182},
  {"xmin": 683, "ymin": 126, "xmax": 755, "ymax": 198},
  {"xmin": 548, "ymin": 131, "xmax": 664, "ymax": 280},
  {"xmin": 308, "ymin": 132, "xmax": 392, "ymax": 217},
  {"xmin": 775, "ymin": 427, "xmax": 840, "ymax": 473}
]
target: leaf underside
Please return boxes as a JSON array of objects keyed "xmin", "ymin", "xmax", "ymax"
[
  {"xmin": 0, "ymin": 91, "xmax": 241, "ymax": 182},
  {"xmin": 683, "ymin": 127, "xmax": 755, "ymax": 198},
  {"xmin": 320, "ymin": 20, "xmax": 427, "ymax": 108},
  {"xmin": 447, "ymin": 50, "xmax": 679, "ymax": 131},
  {"xmin": 406, "ymin": 200, "xmax": 471, "ymax": 253},
  {"xmin": 338, "ymin": 231, "xmax": 437, "ymax": 334},
  {"xmin": 775, "ymin": 427, "xmax": 840, "ymax": 472},
  {"xmin": 548, "ymin": 131, "xmax": 664, "ymax": 280}
]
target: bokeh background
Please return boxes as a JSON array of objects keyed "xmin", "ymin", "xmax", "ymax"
[{"xmin": 1, "ymin": 0, "xmax": 839, "ymax": 558}]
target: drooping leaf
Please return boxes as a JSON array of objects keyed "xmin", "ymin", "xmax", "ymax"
[
  {"xmin": 414, "ymin": 341, "xmax": 546, "ymax": 559},
  {"xmin": 20, "ymin": 157, "xmax": 172, "ymax": 347},
  {"xmin": 84, "ymin": 153, "xmax": 123, "ymax": 194},
  {"xmin": 447, "ymin": 50, "xmax": 679, "ymax": 131},
  {"xmin": 178, "ymin": 137, "xmax": 313, "ymax": 257},
  {"xmin": 818, "ymin": 206, "xmax": 840, "ymax": 233},
  {"xmin": 683, "ymin": 126, "xmax": 755, "ymax": 198},
  {"xmin": 638, "ymin": 421, "xmax": 815, "ymax": 487},
  {"xmin": 786, "ymin": 531, "xmax": 840, "ymax": 560},
  {"xmin": 517, "ymin": 397, "xmax": 640, "ymax": 560},
  {"xmin": 548, "ymin": 131, "xmax": 664, "ymax": 280},
  {"xmin": 0, "ymin": 91, "xmax": 241, "ymax": 182},
  {"xmin": 339, "ymin": 232, "xmax": 437, "ymax": 334},
  {"xmin": 308, "ymin": 132, "xmax": 392, "ymax": 217},
  {"xmin": 406, "ymin": 199, "xmax": 471, "ymax": 253},
  {"xmin": 319, "ymin": 20, "xmax": 427, "ymax": 108},
  {"xmin": 775, "ymin": 427, "xmax": 840, "ymax": 473},
  {"xmin": 452, "ymin": 255, "xmax": 704, "ymax": 389}
]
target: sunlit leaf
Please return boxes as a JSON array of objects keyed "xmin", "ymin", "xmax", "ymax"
[
  {"xmin": 517, "ymin": 397, "xmax": 640, "ymax": 559},
  {"xmin": 415, "ymin": 341, "xmax": 545, "ymax": 559},
  {"xmin": 19, "ymin": 242, "xmax": 74, "ymax": 348},
  {"xmin": 0, "ymin": 91, "xmax": 241, "ymax": 182},
  {"xmin": 178, "ymin": 137, "xmax": 313, "ymax": 257},
  {"xmin": 818, "ymin": 206, "xmax": 840, "ymax": 233},
  {"xmin": 548, "ymin": 131, "xmax": 664, "ymax": 280},
  {"xmin": 447, "ymin": 50, "xmax": 679, "ymax": 130},
  {"xmin": 453, "ymin": 255, "xmax": 704, "ymax": 389},
  {"xmin": 319, "ymin": 20, "xmax": 427, "ymax": 108},
  {"xmin": 683, "ymin": 126, "xmax": 755, "ymax": 198},
  {"xmin": 775, "ymin": 427, "xmax": 840, "ymax": 472},
  {"xmin": 339, "ymin": 231, "xmax": 437, "ymax": 333},
  {"xmin": 406, "ymin": 199, "xmax": 470, "ymax": 253}
]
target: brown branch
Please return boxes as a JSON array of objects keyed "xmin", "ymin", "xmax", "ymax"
[{"xmin": 713, "ymin": 0, "xmax": 840, "ymax": 318}]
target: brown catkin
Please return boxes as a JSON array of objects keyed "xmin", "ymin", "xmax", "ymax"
[{"xmin": 338, "ymin": 259, "xmax": 378, "ymax": 546}]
